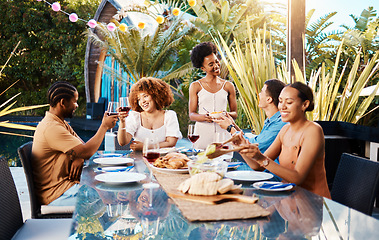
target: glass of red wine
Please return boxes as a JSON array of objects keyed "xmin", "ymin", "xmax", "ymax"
[
  {"xmin": 107, "ymin": 101, "xmax": 119, "ymax": 135},
  {"xmin": 119, "ymin": 97, "xmax": 131, "ymax": 113},
  {"xmin": 187, "ymin": 124, "xmax": 199, "ymax": 156},
  {"xmin": 143, "ymin": 138, "xmax": 160, "ymax": 189}
]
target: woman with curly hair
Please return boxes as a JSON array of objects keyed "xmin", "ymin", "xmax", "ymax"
[
  {"xmin": 189, "ymin": 42, "xmax": 237, "ymax": 150},
  {"xmin": 117, "ymin": 77, "xmax": 182, "ymax": 151}
]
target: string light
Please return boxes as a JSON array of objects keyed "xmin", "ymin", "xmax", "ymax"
[{"xmin": 35, "ymin": 0, "xmax": 187, "ymax": 30}]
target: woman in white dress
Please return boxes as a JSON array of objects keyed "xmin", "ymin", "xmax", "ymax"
[
  {"xmin": 188, "ymin": 42, "xmax": 237, "ymax": 150},
  {"xmin": 117, "ymin": 77, "xmax": 182, "ymax": 151}
]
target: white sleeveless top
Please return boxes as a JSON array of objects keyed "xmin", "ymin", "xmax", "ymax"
[
  {"xmin": 124, "ymin": 110, "xmax": 182, "ymax": 144},
  {"xmin": 194, "ymin": 80, "xmax": 231, "ymax": 149}
]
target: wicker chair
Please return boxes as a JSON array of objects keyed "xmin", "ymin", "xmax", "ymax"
[
  {"xmin": 17, "ymin": 141, "xmax": 74, "ymax": 218},
  {"xmin": 0, "ymin": 157, "xmax": 72, "ymax": 240},
  {"xmin": 331, "ymin": 153, "xmax": 379, "ymax": 216}
]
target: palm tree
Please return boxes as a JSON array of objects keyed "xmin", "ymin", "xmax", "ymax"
[
  {"xmin": 338, "ymin": 6, "xmax": 379, "ymax": 64},
  {"xmin": 88, "ymin": 18, "xmax": 195, "ymax": 84}
]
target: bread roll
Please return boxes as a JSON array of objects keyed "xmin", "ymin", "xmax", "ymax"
[{"xmin": 217, "ymin": 178, "xmax": 234, "ymax": 194}]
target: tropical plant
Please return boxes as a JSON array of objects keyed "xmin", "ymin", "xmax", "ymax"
[
  {"xmin": 215, "ymin": 26, "xmax": 288, "ymax": 134},
  {"xmin": 338, "ymin": 6, "xmax": 379, "ymax": 63},
  {"xmin": 291, "ymin": 43, "xmax": 379, "ymax": 123},
  {"xmin": 87, "ymin": 8, "xmax": 196, "ymax": 84},
  {"xmin": 305, "ymin": 10, "xmax": 343, "ymax": 76},
  {"xmin": 189, "ymin": 0, "xmax": 267, "ymax": 45},
  {"xmin": 0, "ymin": 42, "xmax": 49, "ymax": 138}
]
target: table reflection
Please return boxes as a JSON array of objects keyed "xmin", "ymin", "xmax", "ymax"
[{"xmin": 69, "ymin": 152, "xmax": 379, "ymax": 240}]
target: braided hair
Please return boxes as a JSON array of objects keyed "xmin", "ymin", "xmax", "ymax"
[{"xmin": 47, "ymin": 81, "xmax": 77, "ymax": 107}]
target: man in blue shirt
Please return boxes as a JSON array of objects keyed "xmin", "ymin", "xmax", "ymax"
[
  {"xmin": 214, "ymin": 79, "xmax": 286, "ymax": 178},
  {"xmin": 215, "ymin": 79, "xmax": 286, "ymax": 150}
]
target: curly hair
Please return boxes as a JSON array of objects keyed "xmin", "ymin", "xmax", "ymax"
[
  {"xmin": 190, "ymin": 42, "xmax": 217, "ymax": 68},
  {"xmin": 129, "ymin": 77, "xmax": 174, "ymax": 112}
]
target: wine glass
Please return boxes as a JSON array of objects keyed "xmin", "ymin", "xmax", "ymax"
[
  {"xmin": 119, "ymin": 97, "xmax": 131, "ymax": 113},
  {"xmin": 187, "ymin": 124, "xmax": 199, "ymax": 155},
  {"xmin": 107, "ymin": 101, "xmax": 119, "ymax": 135},
  {"xmin": 142, "ymin": 138, "xmax": 160, "ymax": 189},
  {"xmin": 215, "ymin": 132, "xmax": 233, "ymax": 161}
]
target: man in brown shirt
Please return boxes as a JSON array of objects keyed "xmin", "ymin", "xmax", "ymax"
[{"xmin": 32, "ymin": 81, "xmax": 118, "ymax": 205}]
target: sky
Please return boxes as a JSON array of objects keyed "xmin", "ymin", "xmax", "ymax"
[
  {"xmin": 306, "ymin": 0, "xmax": 379, "ymax": 31},
  {"xmin": 265, "ymin": 0, "xmax": 379, "ymax": 31}
]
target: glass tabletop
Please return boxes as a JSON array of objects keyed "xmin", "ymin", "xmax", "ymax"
[{"xmin": 68, "ymin": 151, "xmax": 379, "ymax": 239}]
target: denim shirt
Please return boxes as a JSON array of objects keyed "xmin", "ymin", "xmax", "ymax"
[{"xmin": 248, "ymin": 111, "xmax": 287, "ymax": 153}]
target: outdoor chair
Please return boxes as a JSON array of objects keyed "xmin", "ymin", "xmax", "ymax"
[
  {"xmin": 331, "ymin": 153, "xmax": 379, "ymax": 216},
  {"xmin": 17, "ymin": 141, "xmax": 74, "ymax": 219},
  {"xmin": 0, "ymin": 157, "xmax": 72, "ymax": 240}
]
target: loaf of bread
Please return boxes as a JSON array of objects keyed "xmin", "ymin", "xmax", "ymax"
[{"xmin": 178, "ymin": 172, "xmax": 241, "ymax": 196}]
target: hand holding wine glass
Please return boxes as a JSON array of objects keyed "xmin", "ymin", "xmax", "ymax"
[
  {"xmin": 107, "ymin": 101, "xmax": 119, "ymax": 134},
  {"xmin": 118, "ymin": 97, "xmax": 131, "ymax": 123}
]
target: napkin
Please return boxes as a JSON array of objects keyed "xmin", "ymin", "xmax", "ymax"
[{"xmin": 260, "ymin": 182, "xmax": 295, "ymax": 189}]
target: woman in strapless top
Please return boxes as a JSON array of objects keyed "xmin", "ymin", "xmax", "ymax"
[
  {"xmin": 238, "ymin": 82, "xmax": 330, "ymax": 198},
  {"xmin": 188, "ymin": 42, "xmax": 237, "ymax": 150}
]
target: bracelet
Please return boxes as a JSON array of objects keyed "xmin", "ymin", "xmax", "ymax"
[
  {"xmin": 258, "ymin": 158, "xmax": 270, "ymax": 168},
  {"xmin": 226, "ymin": 124, "xmax": 235, "ymax": 132}
]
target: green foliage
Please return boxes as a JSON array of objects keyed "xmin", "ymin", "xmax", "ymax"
[
  {"xmin": 0, "ymin": 0, "xmax": 99, "ymax": 114},
  {"xmin": 216, "ymin": 26, "xmax": 288, "ymax": 134},
  {"xmin": 189, "ymin": 0, "xmax": 267, "ymax": 45},
  {"xmin": 87, "ymin": 14, "xmax": 196, "ymax": 83}
]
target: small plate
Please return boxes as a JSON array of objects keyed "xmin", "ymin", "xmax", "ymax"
[
  {"xmin": 150, "ymin": 164, "xmax": 189, "ymax": 174},
  {"xmin": 225, "ymin": 170, "xmax": 273, "ymax": 182},
  {"xmin": 94, "ymin": 157, "xmax": 134, "ymax": 166},
  {"xmin": 95, "ymin": 172, "xmax": 146, "ymax": 185},
  {"xmin": 252, "ymin": 181, "xmax": 294, "ymax": 191}
]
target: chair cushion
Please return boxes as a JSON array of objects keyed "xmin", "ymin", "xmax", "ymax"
[
  {"xmin": 12, "ymin": 219, "xmax": 72, "ymax": 240},
  {"xmin": 40, "ymin": 205, "xmax": 75, "ymax": 215}
]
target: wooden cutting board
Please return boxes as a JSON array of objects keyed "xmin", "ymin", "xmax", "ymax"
[{"xmin": 168, "ymin": 191, "xmax": 258, "ymax": 205}]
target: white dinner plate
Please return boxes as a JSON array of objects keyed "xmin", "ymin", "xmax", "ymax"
[
  {"xmin": 158, "ymin": 147, "xmax": 177, "ymax": 155},
  {"xmin": 150, "ymin": 164, "xmax": 189, "ymax": 174},
  {"xmin": 252, "ymin": 181, "xmax": 294, "ymax": 191},
  {"xmin": 225, "ymin": 170, "xmax": 273, "ymax": 182},
  {"xmin": 95, "ymin": 182, "xmax": 143, "ymax": 192},
  {"xmin": 95, "ymin": 172, "xmax": 146, "ymax": 185},
  {"xmin": 93, "ymin": 157, "xmax": 134, "ymax": 166}
]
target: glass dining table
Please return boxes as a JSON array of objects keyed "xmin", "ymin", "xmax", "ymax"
[{"xmin": 68, "ymin": 150, "xmax": 379, "ymax": 239}]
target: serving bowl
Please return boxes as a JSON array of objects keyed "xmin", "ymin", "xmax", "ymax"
[{"xmin": 188, "ymin": 159, "xmax": 228, "ymax": 178}]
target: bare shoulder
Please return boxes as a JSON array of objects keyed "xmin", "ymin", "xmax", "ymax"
[
  {"xmin": 189, "ymin": 80, "xmax": 201, "ymax": 92},
  {"xmin": 304, "ymin": 121, "xmax": 324, "ymax": 137},
  {"xmin": 223, "ymin": 80, "xmax": 236, "ymax": 91}
]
